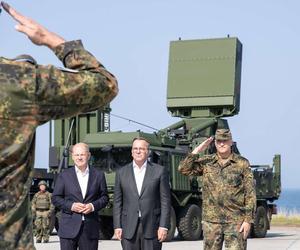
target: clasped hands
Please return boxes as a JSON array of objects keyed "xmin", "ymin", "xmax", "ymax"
[
  {"xmin": 114, "ymin": 227, "xmax": 167, "ymax": 242},
  {"xmin": 71, "ymin": 202, "xmax": 93, "ymax": 214}
]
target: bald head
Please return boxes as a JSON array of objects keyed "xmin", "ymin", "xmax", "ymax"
[{"xmin": 71, "ymin": 142, "xmax": 90, "ymax": 154}]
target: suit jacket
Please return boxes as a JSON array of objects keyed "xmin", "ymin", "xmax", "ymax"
[
  {"xmin": 113, "ymin": 161, "xmax": 171, "ymax": 239},
  {"xmin": 52, "ymin": 166, "xmax": 108, "ymax": 239}
]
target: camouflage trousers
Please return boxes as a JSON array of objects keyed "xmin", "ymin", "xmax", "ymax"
[
  {"xmin": 34, "ymin": 210, "xmax": 51, "ymax": 242},
  {"xmin": 202, "ymin": 221, "xmax": 247, "ymax": 250}
]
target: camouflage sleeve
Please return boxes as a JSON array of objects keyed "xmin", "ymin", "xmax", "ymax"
[
  {"xmin": 48, "ymin": 193, "xmax": 55, "ymax": 213},
  {"xmin": 35, "ymin": 40, "xmax": 118, "ymax": 123},
  {"xmin": 178, "ymin": 153, "xmax": 206, "ymax": 176},
  {"xmin": 31, "ymin": 193, "xmax": 37, "ymax": 213},
  {"xmin": 243, "ymin": 160, "xmax": 256, "ymax": 223}
]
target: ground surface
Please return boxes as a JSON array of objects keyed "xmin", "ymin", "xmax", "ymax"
[{"xmin": 35, "ymin": 226, "xmax": 300, "ymax": 250}]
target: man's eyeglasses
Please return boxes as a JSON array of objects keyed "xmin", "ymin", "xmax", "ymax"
[
  {"xmin": 72, "ymin": 153, "xmax": 88, "ymax": 157},
  {"xmin": 132, "ymin": 147, "xmax": 147, "ymax": 152}
]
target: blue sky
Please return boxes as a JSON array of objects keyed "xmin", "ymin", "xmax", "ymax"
[{"xmin": 1, "ymin": 1, "xmax": 299, "ymax": 189}]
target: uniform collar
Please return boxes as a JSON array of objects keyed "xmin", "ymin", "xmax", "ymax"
[{"xmin": 213, "ymin": 152, "xmax": 237, "ymax": 163}]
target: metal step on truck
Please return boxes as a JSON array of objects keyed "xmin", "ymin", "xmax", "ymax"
[{"xmin": 33, "ymin": 37, "xmax": 281, "ymax": 240}]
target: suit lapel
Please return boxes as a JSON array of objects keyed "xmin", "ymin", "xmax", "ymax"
[
  {"xmin": 84, "ymin": 167, "xmax": 94, "ymax": 201},
  {"xmin": 139, "ymin": 161, "xmax": 154, "ymax": 197},
  {"xmin": 71, "ymin": 167, "xmax": 84, "ymax": 202},
  {"xmin": 128, "ymin": 163, "xmax": 140, "ymax": 198}
]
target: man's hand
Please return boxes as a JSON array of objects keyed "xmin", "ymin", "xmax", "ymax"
[
  {"xmin": 71, "ymin": 202, "xmax": 86, "ymax": 213},
  {"xmin": 114, "ymin": 228, "xmax": 122, "ymax": 240},
  {"xmin": 81, "ymin": 203, "xmax": 94, "ymax": 214},
  {"xmin": 1, "ymin": 1, "xmax": 65, "ymax": 49},
  {"xmin": 157, "ymin": 227, "xmax": 168, "ymax": 242},
  {"xmin": 239, "ymin": 221, "xmax": 251, "ymax": 240},
  {"xmin": 192, "ymin": 137, "xmax": 214, "ymax": 154}
]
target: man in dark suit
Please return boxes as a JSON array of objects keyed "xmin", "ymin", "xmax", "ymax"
[
  {"xmin": 113, "ymin": 137, "xmax": 171, "ymax": 250},
  {"xmin": 52, "ymin": 142, "xmax": 108, "ymax": 250}
]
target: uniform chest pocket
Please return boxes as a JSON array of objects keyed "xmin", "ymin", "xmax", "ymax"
[
  {"xmin": 226, "ymin": 173, "xmax": 242, "ymax": 187},
  {"xmin": 204, "ymin": 166, "xmax": 219, "ymax": 177}
]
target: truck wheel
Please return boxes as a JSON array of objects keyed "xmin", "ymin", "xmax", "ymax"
[
  {"xmin": 99, "ymin": 216, "xmax": 114, "ymax": 240},
  {"xmin": 252, "ymin": 206, "xmax": 268, "ymax": 238},
  {"xmin": 177, "ymin": 204, "xmax": 202, "ymax": 241},
  {"xmin": 165, "ymin": 206, "xmax": 176, "ymax": 241}
]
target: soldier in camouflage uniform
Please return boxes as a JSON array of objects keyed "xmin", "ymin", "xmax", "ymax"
[
  {"xmin": 0, "ymin": 2, "xmax": 118, "ymax": 250},
  {"xmin": 178, "ymin": 129, "xmax": 256, "ymax": 250},
  {"xmin": 31, "ymin": 180, "xmax": 54, "ymax": 243}
]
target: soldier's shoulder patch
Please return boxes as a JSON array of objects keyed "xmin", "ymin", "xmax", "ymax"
[{"xmin": 58, "ymin": 67, "xmax": 79, "ymax": 73}]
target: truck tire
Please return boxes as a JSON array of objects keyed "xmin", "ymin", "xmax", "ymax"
[
  {"xmin": 177, "ymin": 204, "xmax": 202, "ymax": 241},
  {"xmin": 99, "ymin": 216, "xmax": 114, "ymax": 240},
  {"xmin": 252, "ymin": 206, "xmax": 268, "ymax": 238},
  {"xmin": 165, "ymin": 206, "xmax": 176, "ymax": 241}
]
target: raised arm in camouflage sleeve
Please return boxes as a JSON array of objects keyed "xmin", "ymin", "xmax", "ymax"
[
  {"xmin": 0, "ymin": 3, "xmax": 118, "ymax": 249},
  {"xmin": 178, "ymin": 137, "xmax": 215, "ymax": 176},
  {"xmin": 35, "ymin": 40, "xmax": 118, "ymax": 123},
  {"xmin": 178, "ymin": 153, "xmax": 213, "ymax": 176},
  {"xmin": 31, "ymin": 193, "xmax": 38, "ymax": 217},
  {"xmin": 242, "ymin": 160, "xmax": 256, "ymax": 223}
]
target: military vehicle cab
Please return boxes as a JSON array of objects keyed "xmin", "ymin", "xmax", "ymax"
[{"xmin": 46, "ymin": 37, "xmax": 281, "ymax": 240}]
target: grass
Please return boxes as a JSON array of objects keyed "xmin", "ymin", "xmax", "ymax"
[{"xmin": 271, "ymin": 208, "xmax": 300, "ymax": 226}]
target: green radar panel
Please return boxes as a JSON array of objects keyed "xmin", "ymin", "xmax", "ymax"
[{"xmin": 167, "ymin": 37, "xmax": 242, "ymax": 118}]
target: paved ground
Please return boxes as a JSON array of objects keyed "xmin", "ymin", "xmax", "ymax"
[{"xmin": 35, "ymin": 226, "xmax": 300, "ymax": 250}]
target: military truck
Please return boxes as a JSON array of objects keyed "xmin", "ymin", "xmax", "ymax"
[{"xmin": 40, "ymin": 37, "xmax": 281, "ymax": 240}]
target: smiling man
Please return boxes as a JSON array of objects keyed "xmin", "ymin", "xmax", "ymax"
[
  {"xmin": 179, "ymin": 129, "xmax": 256, "ymax": 250},
  {"xmin": 52, "ymin": 143, "xmax": 108, "ymax": 250}
]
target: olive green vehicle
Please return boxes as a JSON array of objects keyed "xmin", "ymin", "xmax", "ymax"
[{"xmin": 36, "ymin": 37, "xmax": 281, "ymax": 240}]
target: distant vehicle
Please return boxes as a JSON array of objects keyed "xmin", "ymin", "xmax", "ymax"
[{"xmin": 32, "ymin": 37, "xmax": 281, "ymax": 240}]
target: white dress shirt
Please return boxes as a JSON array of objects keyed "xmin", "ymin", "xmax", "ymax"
[
  {"xmin": 133, "ymin": 160, "xmax": 147, "ymax": 196},
  {"xmin": 75, "ymin": 165, "xmax": 89, "ymax": 199},
  {"xmin": 132, "ymin": 161, "xmax": 168, "ymax": 231},
  {"xmin": 74, "ymin": 165, "xmax": 94, "ymax": 219},
  {"xmin": 133, "ymin": 160, "xmax": 147, "ymax": 217}
]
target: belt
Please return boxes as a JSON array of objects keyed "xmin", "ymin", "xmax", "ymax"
[{"xmin": 36, "ymin": 208, "xmax": 49, "ymax": 211}]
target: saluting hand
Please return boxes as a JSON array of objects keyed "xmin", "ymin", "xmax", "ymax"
[
  {"xmin": 192, "ymin": 136, "xmax": 214, "ymax": 154},
  {"xmin": 1, "ymin": 1, "xmax": 65, "ymax": 49}
]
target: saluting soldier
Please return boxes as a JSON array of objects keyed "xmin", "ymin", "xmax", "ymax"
[
  {"xmin": 0, "ymin": 2, "xmax": 118, "ymax": 249},
  {"xmin": 31, "ymin": 180, "xmax": 54, "ymax": 243},
  {"xmin": 178, "ymin": 129, "xmax": 256, "ymax": 250}
]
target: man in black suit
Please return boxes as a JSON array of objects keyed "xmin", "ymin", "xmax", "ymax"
[
  {"xmin": 113, "ymin": 137, "xmax": 171, "ymax": 250},
  {"xmin": 52, "ymin": 142, "xmax": 108, "ymax": 250}
]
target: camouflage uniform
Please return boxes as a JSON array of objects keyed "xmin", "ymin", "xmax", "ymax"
[
  {"xmin": 179, "ymin": 150, "xmax": 256, "ymax": 250},
  {"xmin": 31, "ymin": 183, "xmax": 54, "ymax": 243},
  {"xmin": 0, "ymin": 40, "xmax": 118, "ymax": 250}
]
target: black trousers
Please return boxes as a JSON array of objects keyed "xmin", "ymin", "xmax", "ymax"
[
  {"xmin": 121, "ymin": 219, "xmax": 162, "ymax": 250},
  {"xmin": 60, "ymin": 221, "xmax": 98, "ymax": 250}
]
